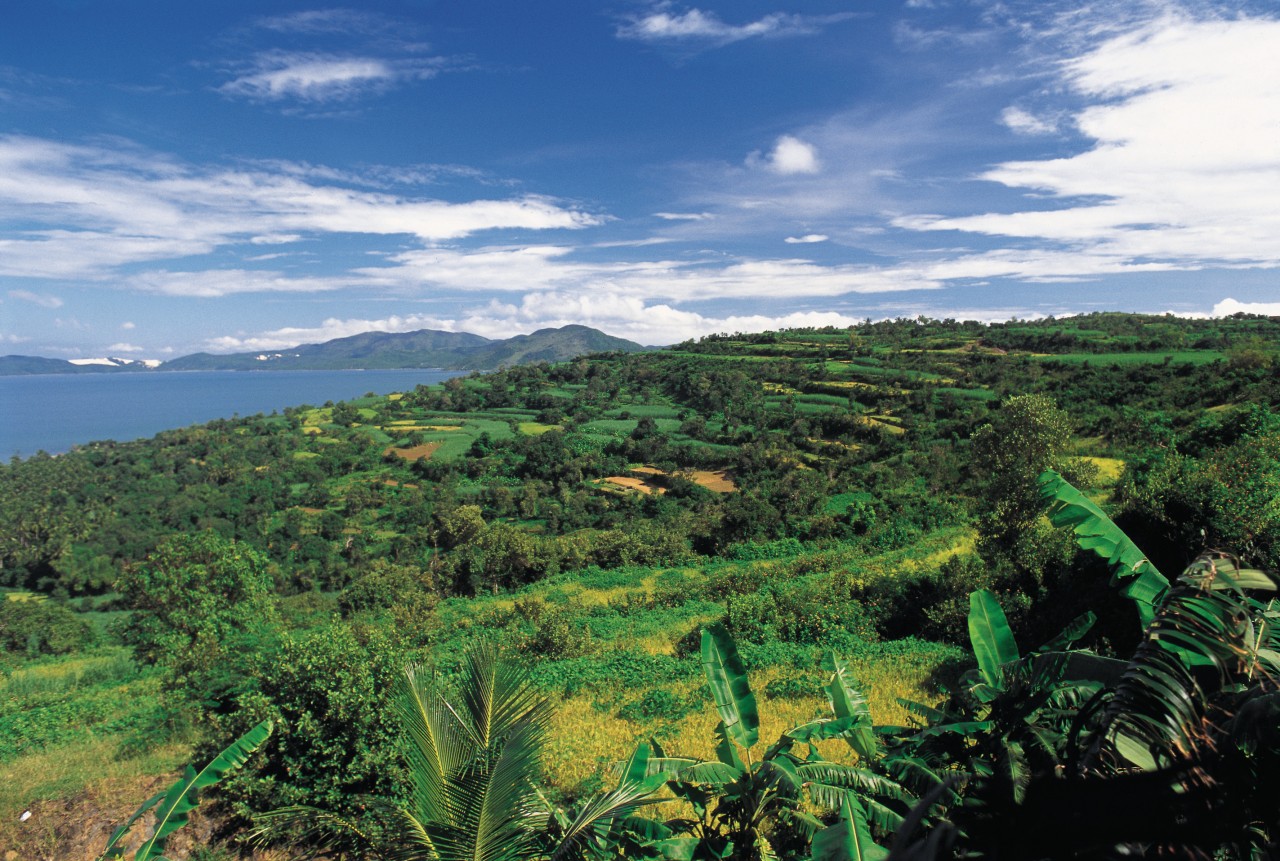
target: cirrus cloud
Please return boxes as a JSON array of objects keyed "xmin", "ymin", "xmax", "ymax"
[
  {"xmin": 899, "ymin": 15, "xmax": 1280, "ymax": 273},
  {"xmin": 0, "ymin": 135, "xmax": 600, "ymax": 280},
  {"xmin": 618, "ymin": 5, "xmax": 854, "ymax": 46},
  {"xmin": 219, "ymin": 51, "xmax": 443, "ymax": 102}
]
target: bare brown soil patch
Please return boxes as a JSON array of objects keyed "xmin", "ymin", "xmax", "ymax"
[
  {"xmin": 602, "ymin": 475, "xmax": 664, "ymax": 495},
  {"xmin": 385, "ymin": 442, "xmax": 442, "ymax": 461},
  {"xmin": 0, "ymin": 773, "xmax": 288, "ymax": 861},
  {"xmin": 688, "ymin": 469, "xmax": 737, "ymax": 493}
]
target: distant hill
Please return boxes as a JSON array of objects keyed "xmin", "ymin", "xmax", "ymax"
[
  {"xmin": 0, "ymin": 355, "xmax": 147, "ymax": 375},
  {"xmin": 0, "ymin": 325, "xmax": 647, "ymax": 375}
]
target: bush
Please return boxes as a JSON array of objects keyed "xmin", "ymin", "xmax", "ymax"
[
  {"xmin": 617, "ymin": 688, "xmax": 698, "ymax": 723},
  {"xmin": 725, "ymin": 579, "xmax": 877, "ymax": 646},
  {"xmin": 339, "ymin": 560, "xmax": 437, "ymax": 617},
  {"xmin": 209, "ymin": 623, "xmax": 408, "ymax": 820},
  {"xmin": 498, "ymin": 597, "xmax": 598, "ymax": 660},
  {"xmin": 0, "ymin": 596, "xmax": 96, "ymax": 655}
]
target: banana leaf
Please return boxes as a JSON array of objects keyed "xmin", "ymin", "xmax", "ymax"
[
  {"xmin": 105, "ymin": 719, "xmax": 272, "ymax": 861},
  {"xmin": 1037, "ymin": 469, "xmax": 1169, "ymax": 626},
  {"xmin": 701, "ymin": 623, "xmax": 759, "ymax": 750},
  {"xmin": 809, "ymin": 795, "xmax": 888, "ymax": 861},
  {"xmin": 968, "ymin": 590, "xmax": 1019, "ymax": 690}
]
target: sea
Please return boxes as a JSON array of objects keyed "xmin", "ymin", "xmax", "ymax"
[{"xmin": 0, "ymin": 368, "xmax": 463, "ymax": 460}]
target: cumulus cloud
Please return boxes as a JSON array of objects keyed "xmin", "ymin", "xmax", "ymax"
[
  {"xmin": 219, "ymin": 52, "xmax": 442, "ymax": 102},
  {"xmin": 618, "ymin": 5, "xmax": 853, "ymax": 46},
  {"xmin": 785, "ymin": 234, "xmax": 828, "ymax": 244},
  {"xmin": 209, "ymin": 297, "xmax": 871, "ymax": 350},
  {"xmin": 900, "ymin": 15, "xmax": 1280, "ymax": 275},
  {"xmin": 0, "ymin": 135, "xmax": 599, "ymax": 280},
  {"xmin": 756, "ymin": 135, "xmax": 821, "ymax": 175},
  {"xmin": 121, "ymin": 321, "xmax": 136, "ymax": 329},
  {"xmin": 7, "ymin": 289, "xmax": 63, "ymax": 308},
  {"xmin": 206, "ymin": 313, "xmax": 458, "ymax": 352},
  {"xmin": 1212, "ymin": 298, "xmax": 1280, "ymax": 317},
  {"xmin": 107, "ymin": 342, "xmax": 144, "ymax": 353}
]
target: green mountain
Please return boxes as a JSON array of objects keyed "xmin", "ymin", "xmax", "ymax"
[{"xmin": 0, "ymin": 325, "xmax": 647, "ymax": 375}]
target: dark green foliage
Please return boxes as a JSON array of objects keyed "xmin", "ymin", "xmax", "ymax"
[
  {"xmin": 0, "ymin": 597, "xmax": 96, "ymax": 655},
  {"xmin": 210, "ymin": 624, "xmax": 408, "ymax": 819}
]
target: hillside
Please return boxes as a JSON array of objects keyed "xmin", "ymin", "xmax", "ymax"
[
  {"xmin": 2, "ymin": 312, "xmax": 1278, "ymax": 859},
  {"xmin": 0, "ymin": 324, "xmax": 647, "ymax": 375}
]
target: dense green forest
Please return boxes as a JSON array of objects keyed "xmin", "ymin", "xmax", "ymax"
[{"xmin": 2, "ymin": 312, "xmax": 1279, "ymax": 859}]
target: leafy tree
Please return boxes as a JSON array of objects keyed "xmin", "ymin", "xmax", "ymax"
[{"xmin": 120, "ymin": 531, "xmax": 279, "ymax": 701}]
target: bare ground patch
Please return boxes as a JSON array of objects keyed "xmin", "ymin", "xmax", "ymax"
[{"xmin": 386, "ymin": 442, "xmax": 443, "ymax": 461}]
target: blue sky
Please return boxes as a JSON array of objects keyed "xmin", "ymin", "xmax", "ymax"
[{"xmin": 1, "ymin": 0, "xmax": 1278, "ymax": 357}]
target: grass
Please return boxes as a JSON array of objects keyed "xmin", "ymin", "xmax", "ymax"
[
  {"xmin": 518, "ymin": 422, "xmax": 561, "ymax": 435},
  {"xmin": 1034, "ymin": 351, "xmax": 1225, "ymax": 366},
  {"xmin": 0, "ymin": 648, "xmax": 193, "ymax": 823},
  {"xmin": 0, "ymin": 735, "xmax": 192, "ymax": 822}
]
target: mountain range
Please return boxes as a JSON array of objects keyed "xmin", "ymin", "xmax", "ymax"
[{"xmin": 0, "ymin": 325, "xmax": 647, "ymax": 375}]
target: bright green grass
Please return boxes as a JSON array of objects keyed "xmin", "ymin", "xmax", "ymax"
[
  {"xmin": 519, "ymin": 422, "xmax": 561, "ymax": 435},
  {"xmin": 824, "ymin": 491, "xmax": 873, "ymax": 515},
  {"xmin": 1033, "ymin": 351, "xmax": 1225, "ymax": 365},
  {"xmin": 934, "ymin": 386, "xmax": 998, "ymax": 401},
  {"xmin": 357, "ymin": 426, "xmax": 394, "ymax": 445},
  {"xmin": 581, "ymin": 419, "xmax": 638, "ymax": 435},
  {"xmin": 604, "ymin": 404, "xmax": 683, "ymax": 418},
  {"xmin": 795, "ymin": 393, "xmax": 852, "ymax": 406}
]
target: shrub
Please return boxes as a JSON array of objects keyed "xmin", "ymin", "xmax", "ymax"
[
  {"xmin": 209, "ymin": 623, "xmax": 408, "ymax": 820},
  {"xmin": 0, "ymin": 596, "xmax": 96, "ymax": 655}
]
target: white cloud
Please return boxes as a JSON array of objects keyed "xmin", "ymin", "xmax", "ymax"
[
  {"xmin": 1212, "ymin": 298, "xmax": 1280, "ymax": 317},
  {"xmin": 760, "ymin": 135, "xmax": 821, "ymax": 175},
  {"xmin": 129, "ymin": 270, "xmax": 350, "ymax": 298},
  {"xmin": 255, "ymin": 9, "xmax": 392, "ymax": 36},
  {"xmin": 901, "ymin": 15, "xmax": 1280, "ymax": 275},
  {"xmin": 784, "ymin": 234, "xmax": 828, "ymax": 244},
  {"xmin": 206, "ymin": 313, "xmax": 459, "ymax": 352},
  {"xmin": 7, "ymin": 289, "xmax": 62, "ymax": 308},
  {"xmin": 107, "ymin": 342, "xmax": 144, "ymax": 353},
  {"xmin": 618, "ymin": 5, "xmax": 852, "ymax": 46},
  {"xmin": 360, "ymin": 244, "xmax": 939, "ymax": 301},
  {"xmin": 210, "ymin": 297, "xmax": 871, "ymax": 350},
  {"xmin": 0, "ymin": 136, "xmax": 599, "ymax": 279},
  {"xmin": 121, "ymin": 321, "xmax": 135, "ymax": 329},
  {"xmin": 1000, "ymin": 106, "xmax": 1058, "ymax": 135},
  {"xmin": 219, "ymin": 52, "xmax": 442, "ymax": 102},
  {"xmin": 654, "ymin": 211, "xmax": 712, "ymax": 221}
]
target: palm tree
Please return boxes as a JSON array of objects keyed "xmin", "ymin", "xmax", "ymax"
[{"xmin": 256, "ymin": 643, "xmax": 661, "ymax": 861}]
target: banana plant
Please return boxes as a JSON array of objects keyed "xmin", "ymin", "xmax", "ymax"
[
  {"xmin": 619, "ymin": 624, "xmax": 914, "ymax": 861},
  {"xmin": 889, "ymin": 472, "xmax": 1280, "ymax": 859},
  {"xmin": 97, "ymin": 719, "xmax": 273, "ymax": 861}
]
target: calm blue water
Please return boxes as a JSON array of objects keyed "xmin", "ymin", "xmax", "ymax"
[{"xmin": 0, "ymin": 369, "xmax": 462, "ymax": 459}]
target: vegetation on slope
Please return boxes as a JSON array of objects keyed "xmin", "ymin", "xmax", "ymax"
[{"xmin": 1, "ymin": 311, "xmax": 1278, "ymax": 858}]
